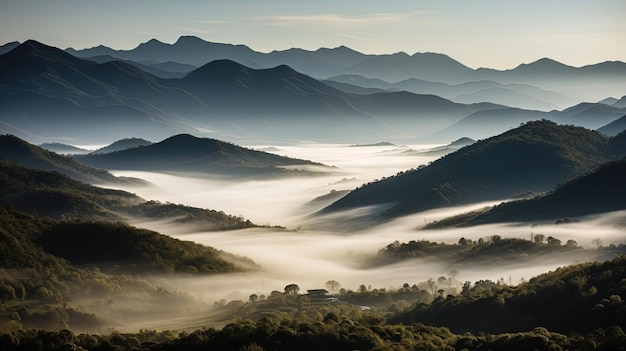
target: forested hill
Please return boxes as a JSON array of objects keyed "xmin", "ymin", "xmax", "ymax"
[
  {"xmin": 394, "ymin": 255, "xmax": 626, "ymax": 334},
  {"xmin": 0, "ymin": 134, "xmax": 147, "ymax": 186},
  {"xmin": 0, "ymin": 159, "xmax": 257, "ymax": 231},
  {"xmin": 426, "ymin": 157, "xmax": 626, "ymax": 227},
  {"xmin": 323, "ymin": 120, "xmax": 614, "ymax": 218},
  {"xmin": 0, "ymin": 207, "xmax": 257, "ymax": 274},
  {"xmin": 75, "ymin": 133, "xmax": 332, "ymax": 177}
]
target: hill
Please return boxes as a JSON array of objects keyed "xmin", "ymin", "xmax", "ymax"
[
  {"xmin": 426, "ymin": 158, "xmax": 626, "ymax": 228},
  {"xmin": 0, "ymin": 159, "xmax": 258, "ymax": 231},
  {"xmin": 39, "ymin": 142, "xmax": 90, "ymax": 154},
  {"xmin": 394, "ymin": 255, "xmax": 626, "ymax": 334},
  {"xmin": 89, "ymin": 137, "xmax": 152, "ymax": 154},
  {"xmin": 75, "ymin": 133, "xmax": 333, "ymax": 177},
  {"xmin": 322, "ymin": 120, "xmax": 612, "ymax": 219},
  {"xmin": 0, "ymin": 134, "xmax": 147, "ymax": 185},
  {"xmin": 598, "ymin": 114, "xmax": 626, "ymax": 136}
]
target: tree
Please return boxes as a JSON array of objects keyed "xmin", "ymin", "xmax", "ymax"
[
  {"xmin": 534, "ymin": 234, "xmax": 545, "ymax": 244},
  {"xmin": 284, "ymin": 284, "xmax": 300, "ymax": 295},
  {"xmin": 325, "ymin": 280, "xmax": 341, "ymax": 294},
  {"xmin": 249, "ymin": 294, "xmax": 259, "ymax": 303},
  {"xmin": 427, "ymin": 278, "xmax": 437, "ymax": 295},
  {"xmin": 546, "ymin": 236, "xmax": 561, "ymax": 246},
  {"xmin": 592, "ymin": 238, "xmax": 603, "ymax": 249}
]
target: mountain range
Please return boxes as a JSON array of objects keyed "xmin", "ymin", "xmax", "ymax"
[
  {"xmin": 2, "ymin": 39, "xmax": 626, "ymax": 145},
  {"xmin": 321, "ymin": 120, "xmax": 622, "ymax": 219},
  {"xmin": 62, "ymin": 36, "xmax": 626, "ymax": 101},
  {"xmin": 63, "ymin": 36, "xmax": 626, "ymax": 102}
]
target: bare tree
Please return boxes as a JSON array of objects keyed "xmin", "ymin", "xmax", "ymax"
[{"xmin": 325, "ymin": 280, "xmax": 341, "ymax": 295}]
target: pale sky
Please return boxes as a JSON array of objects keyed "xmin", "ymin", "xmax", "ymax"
[{"xmin": 2, "ymin": 0, "xmax": 625, "ymax": 69}]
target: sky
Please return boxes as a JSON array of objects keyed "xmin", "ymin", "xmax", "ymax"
[{"xmin": 1, "ymin": 0, "xmax": 625, "ymax": 69}]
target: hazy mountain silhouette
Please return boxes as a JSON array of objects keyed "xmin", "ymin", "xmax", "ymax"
[
  {"xmin": 75, "ymin": 134, "xmax": 332, "ymax": 177},
  {"xmin": 426, "ymin": 158, "xmax": 626, "ymax": 228},
  {"xmin": 4, "ymin": 40, "xmax": 625, "ymax": 143},
  {"xmin": 344, "ymin": 51, "xmax": 475, "ymax": 84},
  {"xmin": 39, "ymin": 142, "xmax": 90, "ymax": 155},
  {"xmin": 0, "ymin": 134, "xmax": 147, "ymax": 185},
  {"xmin": 0, "ymin": 40, "xmax": 204, "ymax": 141},
  {"xmin": 5, "ymin": 40, "xmax": 503, "ymax": 142},
  {"xmin": 612, "ymin": 95, "xmax": 626, "ymax": 109},
  {"xmin": 434, "ymin": 102, "xmax": 626, "ymax": 141},
  {"xmin": 327, "ymin": 75, "xmax": 575, "ymax": 110},
  {"xmin": 322, "ymin": 120, "xmax": 613, "ymax": 219},
  {"xmin": 67, "ymin": 36, "xmax": 259, "ymax": 67},
  {"xmin": 81, "ymin": 54, "xmax": 188, "ymax": 79},
  {"xmin": 63, "ymin": 36, "xmax": 626, "ymax": 103},
  {"xmin": 89, "ymin": 137, "xmax": 152, "ymax": 154},
  {"xmin": 598, "ymin": 115, "xmax": 626, "ymax": 136},
  {"xmin": 0, "ymin": 41, "xmax": 19, "ymax": 55}
]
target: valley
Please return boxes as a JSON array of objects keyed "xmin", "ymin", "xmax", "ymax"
[{"xmin": 1, "ymin": 27, "xmax": 626, "ymax": 350}]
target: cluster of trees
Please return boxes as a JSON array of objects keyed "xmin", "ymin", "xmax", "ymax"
[
  {"xmin": 394, "ymin": 255, "xmax": 626, "ymax": 334},
  {"xmin": 374, "ymin": 235, "xmax": 626, "ymax": 267}
]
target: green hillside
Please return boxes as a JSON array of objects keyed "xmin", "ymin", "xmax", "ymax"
[
  {"xmin": 0, "ymin": 159, "xmax": 257, "ymax": 230},
  {"xmin": 324, "ymin": 120, "xmax": 612, "ymax": 218},
  {"xmin": 0, "ymin": 134, "xmax": 147, "ymax": 185},
  {"xmin": 426, "ymin": 158, "xmax": 626, "ymax": 227},
  {"xmin": 394, "ymin": 255, "xmax": 626, "ymax": 334}
]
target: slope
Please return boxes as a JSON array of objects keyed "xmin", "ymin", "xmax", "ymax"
[
  {"xmin": 75, "ymin": 133, "xmax": 332, "ymax": 177},
  {"xmin": 394, "ymin": 255, "xmax": 626, "ymax": 334},
  {"xmin": 323, "ymin": 120, "xmax": 612, "ymax": 219},
  {"xmin": 0, "ymin": 159, "xmax": 257, "ymax": 231},
  {"xmin": 426, "ymin": 157, "xmax": 626, "ymax": 228},
  {"xmin": 0, "ymin": 134, "xmax": 146, "ymax": 185}
]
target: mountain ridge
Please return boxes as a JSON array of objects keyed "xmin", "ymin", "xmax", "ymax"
[{"xmin": 322, "ymin": 120, "xmax": 613, "ymax": 219}]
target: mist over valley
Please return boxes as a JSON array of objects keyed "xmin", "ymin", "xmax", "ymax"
[{"xmin": 1, "ymin": 31, "xmax": 626, "ymax": 349}]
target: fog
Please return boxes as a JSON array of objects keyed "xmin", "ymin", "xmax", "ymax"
[{"xmin": 106, "ymin": 141, "xmax": 625, "ymax": 320}]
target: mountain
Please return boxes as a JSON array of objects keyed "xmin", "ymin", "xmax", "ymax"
[
  {"xmin": 67, "ymin": 36, "xmax": 259, "ymax": 67},
  {"xmin": 90, "ymin": 137, "xmax": 152, "ymax": 154},
  {"xmin": 0, "ymin": 41, "xmax": 19, "ymax": 55},
  {"xmin": 327, "ymin": 75, "xmax": 575, "ymax": 111},
  {"xmin": 0, "ymin": 134, "xmax": 147, "ymax": 185},
  {"xmin": 612, "ymin": 95, "xmax": 626, "ymax": 109},
  {"xmin": 426, "ymin": 158, "xmax": 626, "ymax": 228},
  {"xmin": 4, "ymin": 40, "xmax": 498, "ymax": 143},
  {"xmin": 66, "ymin": 36, "xmax": 367, "ymax": 78},
  {"xmin": 453, "ymin": 87, "xmax": 559, "ymax": 111},
  {"xmin": 476, "ymin": 59, "xmax": 626, "ymax": 102},
  {"xmin": 0, "ymin": 40, "xmax": 204, "ymax": 142},
  {"xmin": 434, "ymin": 102, "xmax": 626, "ymax": 141},
  {"xmin": 81, "ymin": 54, "xmax": 188, "ymax": 78},
  {"xmin": 322, "ymin": 120, "xmax": 613, "ymax": 219},
  {"xmin": 344, "ymin": 51, "xmax": 475, "ymax": 84},
  {"xmin": 74, "ymin": 134, "xmax": 332, "ymax": 177},
  {"xmin": 39, "ymin": 142, "xmax": 90, "ymax": 154},
  {"xmin": 598, "ymin": 115, "xmax": 626, "ymax": 136}
]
